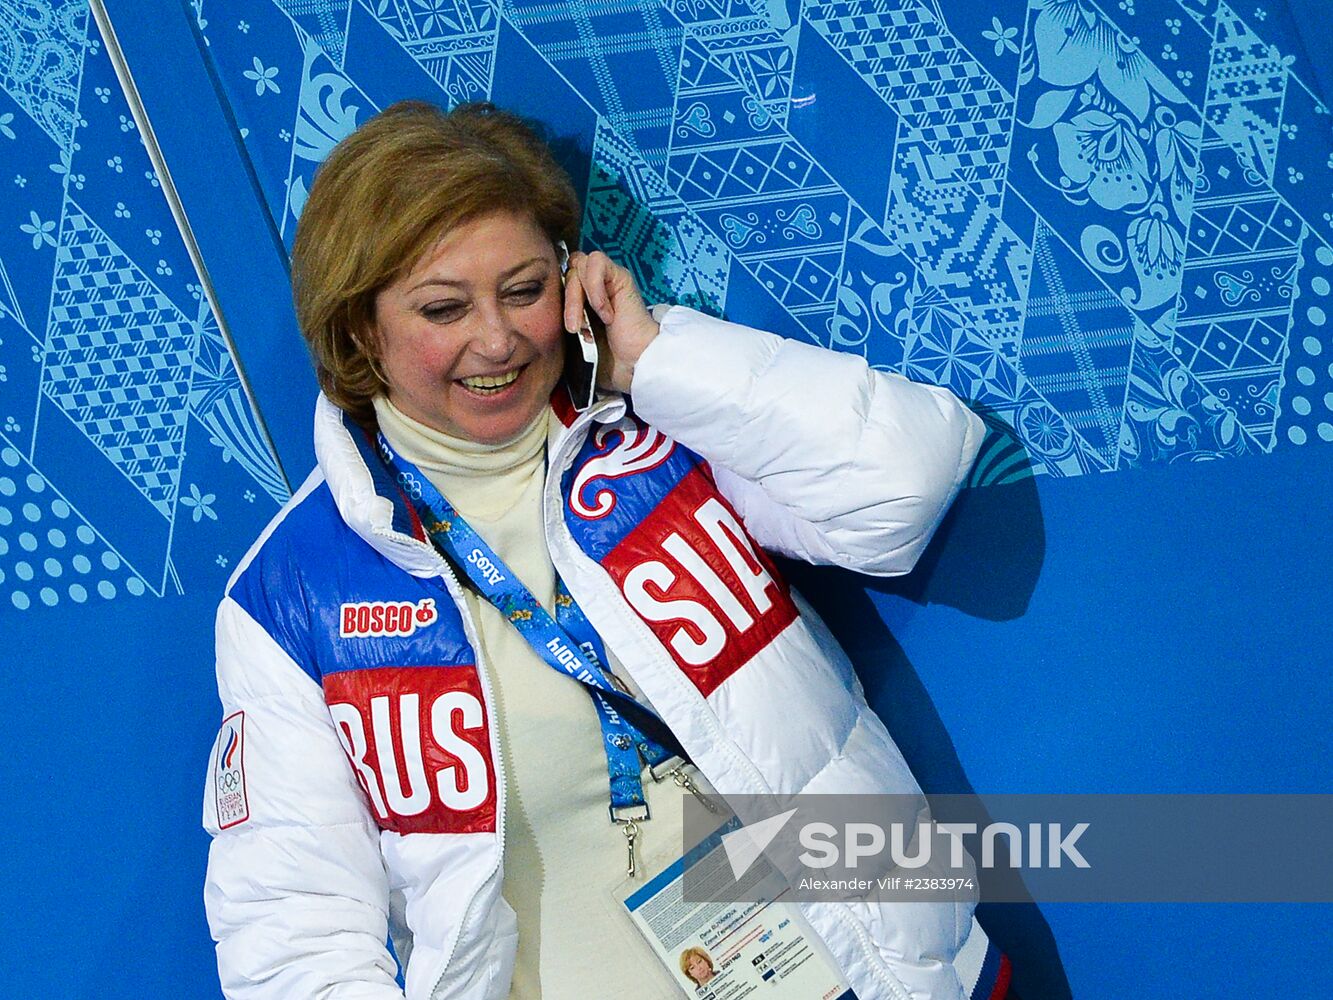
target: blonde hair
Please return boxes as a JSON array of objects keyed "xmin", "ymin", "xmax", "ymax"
[
  {"xmin": 679, "ymin": 946, "xmax": 714, "ymax": 984},
  {"xmin": 291, "ymin": 100, "xmax": 581, "ymax": 424}
]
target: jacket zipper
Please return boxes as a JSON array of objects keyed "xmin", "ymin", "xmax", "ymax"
[
  {"xmin": 831, "ymin": 903, "xmax": 914, "ymax": 1000},
  {"xmin": 422, "ymin": 400, "xmax": 608, "ymax": 999},
  {"xmin": 375, "ymin": 529, "xmax": 511, "ymax": 1000}
]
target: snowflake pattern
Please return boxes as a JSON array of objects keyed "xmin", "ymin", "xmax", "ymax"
[
  {"xmin": 982, "ymin": 17, "xmax": 1020, "ymax": 57},
  {"xmin": 20, "ymin": 211, "xmax": 57, "ymax": 249},
  {"xmin": 242, "ymin": 56, "xmax": 281, "ymax": 96},
  {"xmin": 180, "ymin": 484, "xmax": 218, "ymax": 523}
]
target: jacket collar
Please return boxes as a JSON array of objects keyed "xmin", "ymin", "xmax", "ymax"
[{"xmin": 313, "ymin": 388, "xmax": 628, "ymax": 575}]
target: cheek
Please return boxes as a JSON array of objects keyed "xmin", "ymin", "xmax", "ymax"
[
  {"xmin": 536, "ymin": 325, "xmax": 565, "ymax": 362},
  {"xmin": 384, "ymin": 331, "xmax": 461, "ymax": 381},
  {"xmin": 525, "ymin": 303, "xmax": 566, "ymax": 360}
]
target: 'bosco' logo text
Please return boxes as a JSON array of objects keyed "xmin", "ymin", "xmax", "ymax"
[{"xmin": 340, "ymin": 598, "xmax": 439, "ymax": 638}]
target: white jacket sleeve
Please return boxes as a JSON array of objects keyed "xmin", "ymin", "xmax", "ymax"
[
  {"xmin": 203, "ymin": 596, "xmax": 404, "ymax": 999},
  {"xmin": 630, "ymin": 306, "xmax": 984, "ymax": 577}
]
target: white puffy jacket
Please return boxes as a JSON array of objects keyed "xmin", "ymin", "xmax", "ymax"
[{"xmin": 202, "ymin": 305, "xmax": 1006, "ymax": 1000}]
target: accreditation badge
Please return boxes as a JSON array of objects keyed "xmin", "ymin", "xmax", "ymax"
[{"xmin": 621, "ymin": 823, "xmax": 856, "ymax": 1000}]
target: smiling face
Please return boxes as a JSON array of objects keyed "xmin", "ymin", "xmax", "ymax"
[{"xmin": 371, "ymin": 210, "xmax": 565, "ymax": 444}]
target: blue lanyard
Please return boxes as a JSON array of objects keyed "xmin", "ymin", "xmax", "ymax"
[{"xmin": 374, "ymin": 431, "xmax": 678, "ymax": 818}]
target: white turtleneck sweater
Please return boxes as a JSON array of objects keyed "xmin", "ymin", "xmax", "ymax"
[{"xmin": 373, "ymin": 395, "xmax": 707, "ymax": 999}]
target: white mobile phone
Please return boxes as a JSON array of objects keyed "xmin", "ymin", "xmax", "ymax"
[{"xmin": 556, "ymin": 240, "xmax": 601, "ymax": 412}]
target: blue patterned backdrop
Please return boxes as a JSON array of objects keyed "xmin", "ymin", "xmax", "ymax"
[
  {"xmin": 1, "ymin": 1, "xmax": 1330, "ymax": 997},
  {"xmin": 187, "ymin": 0, "xmax": 1333, "ymax": 484},
  {"xmin": 0, "ymin": 0, "xmax": 289, "ymax": 618},
  {"xmin": 3, "ymin": 1, "xmax": 1328, "ymax": 607}
]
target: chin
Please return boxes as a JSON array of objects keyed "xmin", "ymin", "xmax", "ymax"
[{"xmin": 461, "ymin": 402, "xmax": 547, "ymax": 446}]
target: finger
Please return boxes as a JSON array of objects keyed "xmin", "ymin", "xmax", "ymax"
[
  {"xmin": 563, "ymin": 254, "xmax": 588, "ymax": 333},
  {"xmin": 581, "ymin": 252, "xmax": 615, "ymax": 323}
]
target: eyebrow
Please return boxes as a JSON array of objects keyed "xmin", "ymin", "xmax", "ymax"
[{"xmin": 408, "ymin": 256, "xmax": 549, "ymax": 294}]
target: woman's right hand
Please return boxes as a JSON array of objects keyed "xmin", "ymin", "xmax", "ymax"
[{"xmin": 561, "ymin": 250, "xmax": 660, "ymax": 393}]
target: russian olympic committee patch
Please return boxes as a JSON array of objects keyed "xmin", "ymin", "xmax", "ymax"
[{"xmin": 213, "ymin": 711, "xmax": 249, "ymax": 829}]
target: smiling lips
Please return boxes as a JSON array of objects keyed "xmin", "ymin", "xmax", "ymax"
[{"xmin": 457, "ymin": 364, "xmax": 525, "ymax": 395}]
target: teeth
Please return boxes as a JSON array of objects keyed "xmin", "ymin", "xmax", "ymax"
[{"xmin": 460, "ymin": 369, "xmax": 521, "ymax": 392}]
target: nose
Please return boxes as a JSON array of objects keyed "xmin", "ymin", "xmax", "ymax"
[{"xmin": 470, "ymin": 303, "xmax": 517, "ymax": 364}]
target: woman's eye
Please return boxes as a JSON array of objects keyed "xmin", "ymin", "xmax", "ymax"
[
  {"xmin": 505, "ymin": 282, "xmax": 544, "ymax": 303},
  {"xmin": 421, "ymin": 302, "xmax": 465, "ymax": 322}
]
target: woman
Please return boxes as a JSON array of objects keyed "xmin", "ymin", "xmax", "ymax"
[
  {"xmin": 202, "ymin": 100, "xmax": 1008, "ymax": 1000},
  {"xmin": 680, "ymin": 947, "xmax": 716, "ymax": 987}
]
